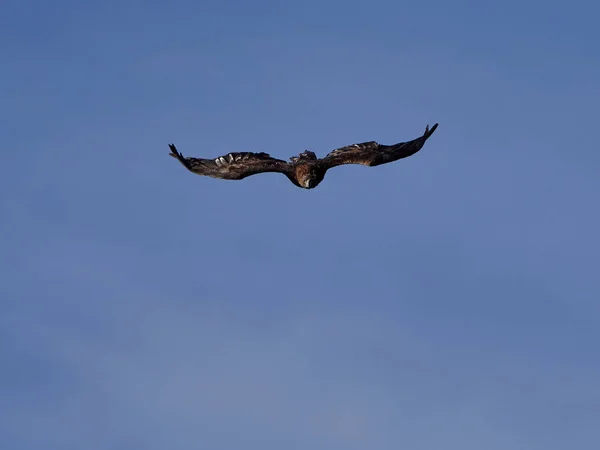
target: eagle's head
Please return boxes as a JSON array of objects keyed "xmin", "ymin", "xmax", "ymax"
[{"xmin": 296, "ymin": 164, "xmax": 324, "ymax": 189}]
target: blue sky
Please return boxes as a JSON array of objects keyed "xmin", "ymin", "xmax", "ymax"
[{"xmin": 1, "ymin": 0, "xmax": 599, "ymax": 449}]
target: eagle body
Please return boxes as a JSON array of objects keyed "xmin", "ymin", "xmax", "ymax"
[{"xmin": 168, "ymin": 123, "xmax": 438, "ymax": 189}]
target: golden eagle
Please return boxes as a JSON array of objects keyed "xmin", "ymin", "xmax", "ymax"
[{"xmin": 168, "ymin": 123, "xmax": 438, "ymax": 189}]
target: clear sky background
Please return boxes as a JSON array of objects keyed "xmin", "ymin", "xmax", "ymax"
[{"xmin": 1, "ymin": 1, "xmax": 599, "ymax": 449}]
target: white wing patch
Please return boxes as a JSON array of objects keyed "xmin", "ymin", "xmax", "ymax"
[{"xmin": 214, "ymin": 153, "xmax": 257, "ymax": 166}]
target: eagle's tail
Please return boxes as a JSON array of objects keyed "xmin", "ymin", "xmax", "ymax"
[{"xmin": 290, "ymin": 150, "xmax": 317, "ymax": 164}]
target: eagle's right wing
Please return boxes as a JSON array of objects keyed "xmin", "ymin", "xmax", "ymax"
[
  {"xmin": 169, "ymin": 144, "xmax": 293, "ymax": 180},
  {"xmin": 320, "ymin": 123, "xmax": 438, "ymax": 169}
]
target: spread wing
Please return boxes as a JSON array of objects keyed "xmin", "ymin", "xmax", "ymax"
[
  {"xmin": 169, "ymin": 144, "xmax": 293, "ymax": 180},
  {"xmin": 320, "ymin": 123, "xmax": 438, "ymax": 169}
]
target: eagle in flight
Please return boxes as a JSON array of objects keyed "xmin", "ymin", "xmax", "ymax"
[{"xmin": 168, "ymin": 123, "xmax": 438, "ymax": 189}]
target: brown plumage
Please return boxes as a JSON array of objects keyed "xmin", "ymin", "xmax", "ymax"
[{"xmin": 168, "ymin": 123, "xmax": 438, "ymax": 189}]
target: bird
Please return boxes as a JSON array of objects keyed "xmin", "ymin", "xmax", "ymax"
[{"xmin": 168, "ymin": 123, "xmax": 438, "ymax": 190}]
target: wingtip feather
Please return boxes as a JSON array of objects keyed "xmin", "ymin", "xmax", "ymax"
[
  {"xmin": 424, "ymin": 123, "xmax": 439, "ymax": 139},
  {"xmin": 168, "ymin": 143, "xmax": 182, "ymax": 158}
]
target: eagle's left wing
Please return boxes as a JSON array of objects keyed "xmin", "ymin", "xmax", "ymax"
[
  {"xmin": 169, "ymin": 144, "xmax": 293, "ymax": 180},
  {"xmin": 320, "ymin": 123, "xmax": 438, "ymax": 169}
]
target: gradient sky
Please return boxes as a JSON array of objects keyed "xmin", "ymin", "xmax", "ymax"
[{"xmin": 1, "ymin": 1, "xmax": 599, "ymax": 449}]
